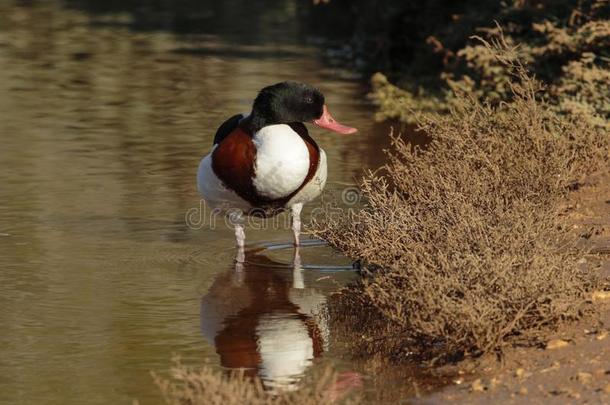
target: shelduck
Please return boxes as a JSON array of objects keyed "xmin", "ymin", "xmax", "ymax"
[{"xmin": 197, "ymin": 82, "xmax": 357, "ymax": 248}]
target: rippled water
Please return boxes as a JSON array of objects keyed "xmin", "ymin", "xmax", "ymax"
[{"xmin": 0, "ymin": 1, "xmax": 400, "ymax": 403}]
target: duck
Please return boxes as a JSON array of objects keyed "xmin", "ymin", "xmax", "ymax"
[{"xmin": 197, "ymin": 81, "xmax": 357, "ymax": 249}]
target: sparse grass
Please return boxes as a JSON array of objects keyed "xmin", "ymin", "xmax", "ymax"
[
  {"xmin": 152, "ymin": 358, "xmax": 361, "ymax": 405},
  {"xmin": 312, "ymin": 37, "xmax": 608, "ymax": 363}
]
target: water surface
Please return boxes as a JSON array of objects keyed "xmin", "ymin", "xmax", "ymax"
[{"xmin": 0, "ymin": 1, "xmax": 397, "ymax": 403}]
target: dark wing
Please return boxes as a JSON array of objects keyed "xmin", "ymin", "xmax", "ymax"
[
  {"xmin": 213, "ymin": 114, "xmax": 244, "ymax": 145},
  {"xmin": 211, "ymin": 126, "xmax": 263, "ymax": 206}
]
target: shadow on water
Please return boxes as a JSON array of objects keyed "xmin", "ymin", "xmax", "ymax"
[
  {"xmin": 170, "ymin": 46, "xmax": 304, "ymax": 60},
  {"xmin": 62, "ymin": 0, "xmax": 306, "ymax": 42}
]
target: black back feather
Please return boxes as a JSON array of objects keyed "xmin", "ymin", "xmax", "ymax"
[{"xmin": 213, "ymin": 113, "xmax": 243, "ymax": 145}]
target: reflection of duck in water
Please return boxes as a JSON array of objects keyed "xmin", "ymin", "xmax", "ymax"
[{"xmin": 200, "ymin": 248, "xmax": 328, "ymax": 391}]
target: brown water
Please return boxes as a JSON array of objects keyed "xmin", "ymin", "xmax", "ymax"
[{"xmin": 0, "ymin": 1, "xmax": 407, "ymax": 404}]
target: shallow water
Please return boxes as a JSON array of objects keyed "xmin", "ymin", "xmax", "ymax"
[{"xmin": 0, "ymin": 1, "xmax": 409, "ymax": 403}]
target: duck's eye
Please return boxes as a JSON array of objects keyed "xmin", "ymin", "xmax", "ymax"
[{"xmin": 304, "ymin": 97, "xmax": 314, "ymax": 104}]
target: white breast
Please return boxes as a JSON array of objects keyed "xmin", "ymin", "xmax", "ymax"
[
  {"xmin": 252, "ymin": 125, "xmax": 310, "ymax": 200},
  {"xmin": 287, "ymin": 148, "xmax": 327, "ymax": 206}
]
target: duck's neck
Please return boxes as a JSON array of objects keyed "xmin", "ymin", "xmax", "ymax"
[
  {"xmin": 237, "ymin": 114, "xmax": 257, "ymax": 134},
  {"xmin": 243, "ymin": 112, "xmax": 308, "ymax": 137},
  {"xmin": 247, "ymin": 109, "xmax": 281, "ymax": 133},
  {"xmin": 247, "ymin": 112, "xmax": 265, "ymax": 133}
]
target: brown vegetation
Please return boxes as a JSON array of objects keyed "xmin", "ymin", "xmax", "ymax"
[
  {"xmin": 312, "ymin": 38, "xmax": 608, "ymax": 363},
  {"xmin": 309, "ymin": 0, "xmax": 609, "ymax": 127},
  {"xmin": 153, "ymin": 358, "xmax": 361, "ymax": 405}
]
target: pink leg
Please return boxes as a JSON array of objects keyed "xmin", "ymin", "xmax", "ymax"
[{"xmin": 291, "ymin": 203, "xmax": 303, "ymax": 247}]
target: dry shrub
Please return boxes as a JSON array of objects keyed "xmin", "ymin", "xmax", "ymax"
[
  {"xmin": 370, "ymin": 72, "xmax": 445, "ymax": 122},
  {"xmin": 313, "ymin": 39, "xmax": 607, "ymax": 363},
  {"xmin": 152, "ymin": 358, "xmax": 361, "ymax": 405},
  {"xmin": 447, "ymin": 14, "xmax": 610, "ymax": 128},
  {"xmin": 363, "ymin": 1, "xmax": 610, "ymax": 128}
]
